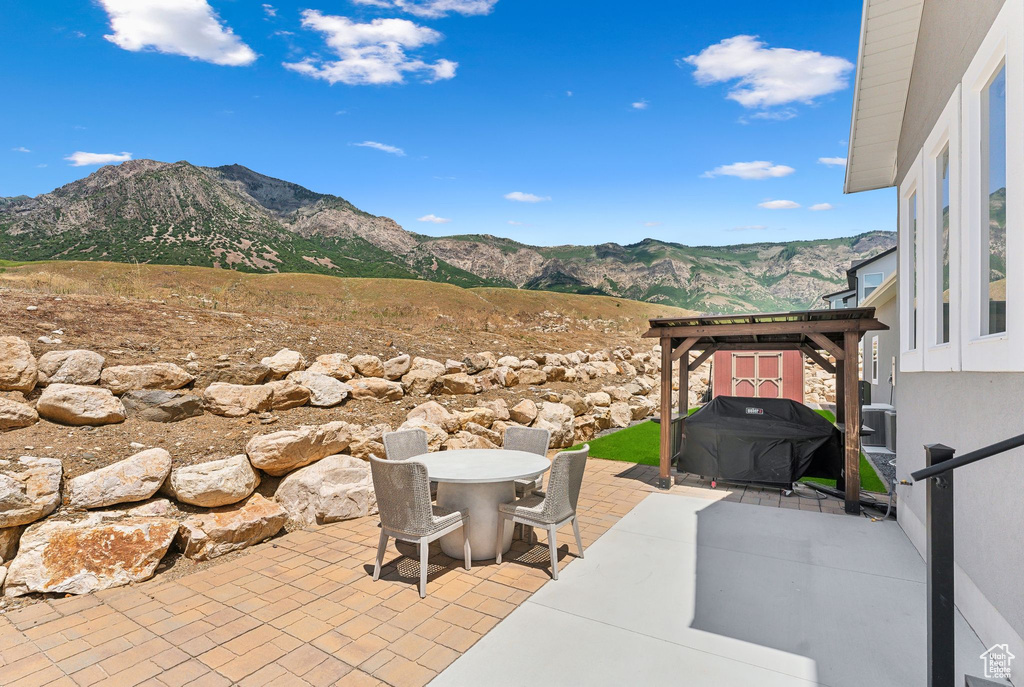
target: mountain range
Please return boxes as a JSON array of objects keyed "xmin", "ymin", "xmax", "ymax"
[{"xmin": 0, "ymin": 160, "xmax": 895, "ymax": 313}]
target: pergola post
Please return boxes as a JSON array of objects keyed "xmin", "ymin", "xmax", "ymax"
[
  {"xmin": 843, "ymin": 330, "xmax": 862, "ymax": 514},
  {"xmin": 835, "ymin": 359, "xmax": 846, "ymax": 425},
  {"xmin": 658, "ymin": 336, "xmax": 673, "ymax": 490}
]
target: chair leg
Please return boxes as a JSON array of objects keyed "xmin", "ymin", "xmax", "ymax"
[
  {"xmin": 548, "ymin": 524, "xmax": 559, "ymax": 581},
  {"xmin": 418, "ymin": 539, "xmax": 429, "ymax": 599},
  {"xmin": 373, "ymin": 531, "xmax": 388, "ymax": 581},
  {"xmin": 495, "ymin": 515, "xmax": 505, "ymax": 564},
  {"xmin": 463, "ymin": 525, "xmax": 472, "ymax": 571},
  {"xmin": 572, "ymin": 517, "xmax": 584, "ymax": 559}
]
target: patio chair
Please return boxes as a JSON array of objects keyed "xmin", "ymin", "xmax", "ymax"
[
  {"xmin": 383, "ymin": 428, "xmax": 437, "ymax": 497},
  {"xmin": 504, "ymin": 426, "xmax": 551, "ymax": 496},
  {"xmin": 369, "ymin": 456, "xmax": 471, "ymax": 598},
  {"xmin": 496, "ymin": 444, "xmax": 588, "ymax": 580}
]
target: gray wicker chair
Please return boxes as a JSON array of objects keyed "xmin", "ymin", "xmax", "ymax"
[
  {"xmin": 504, "ymin": 426, "xmax": 551, "ymax": 496},
  {"xmin": 496, "ymin": 444, "xmax": 588, "ymax": 580},
  {"xmin": 383, "ymin": 428, "xmax": 437, "ymax": 497},
  {"xmin": 369, "ymin": 456, "xmax": 470, "ymax": 598}
]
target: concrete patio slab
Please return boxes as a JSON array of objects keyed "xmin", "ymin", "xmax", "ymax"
[{"xmin": 432, "ymin": 493, "xmax": 990, "ymax": 687}]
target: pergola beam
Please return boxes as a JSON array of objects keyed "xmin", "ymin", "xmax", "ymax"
[
  {"xmin": 671, "ymin": 337, "xmax": 700, "ymax": 361},
  {"xmin": 642, "ymin": 318, "xmax": 884, "ymax": 339},
  {"xmin": 688, "ymin": 346, "xmax": 717, "ymax": 371},
  {"xmin": 807, "ymin": 332, "xmax": 846, "ymax": 361},
  {"xmin": 800, "ymin": 345, "xmax": 836, "ymax": 374}
]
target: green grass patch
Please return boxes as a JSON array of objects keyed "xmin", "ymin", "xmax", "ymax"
[{"xmin": 575, "ymin": 407, "xmax": 886, "ymax": 493}]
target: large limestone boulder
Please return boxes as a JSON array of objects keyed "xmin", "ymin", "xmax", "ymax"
[
  {"xmin": 4, "ymin": 516, "xmax": 177, "ymax": 596},
  {"xmin": 348, "ymin": 424, "xmax": 390, "ymax": 460},
  {"xmin": 603, "ymin": 385, "xmax": 632, "ymax": 402},
  {"xmin": 246, "ymin": 421, "xmax": 356, "ymax": 476},
  {"xmin": 177, "ymin": 494, "xmax": 286, "ymax": 561},
  {"xmin": 0, "ymin": 337, "xmax": 37, "ymax": 392},
  {"xmin": 349, "ymin": 377, "xmax": 404, "ymax": 401},
  {"xmin": 0, "ymin": 457, "xmax": 62, "ymax": 527},
  {"xmin": 350, "ymin": 354, "xmax": 385, "ymax": 378},
  {"xmin": 533, "ymin": 402, "xmax": 575, "ymax": 448},
  {"xmin": 260, "ymin": 349, "xmax": 306, "ymax": 380},
  {"xmin": 0, "ymin": 398, "xmax": 38, "ymax": 432},
  {"xmin": 398, "ymin": 420, "xmax": 448, "ymax": 450},
  {"xmin": 285, "ymin": 371, "xmax": 350, "ymax": 407},
  {"xmin": 445, "ymin": 359, "xmax": 467, "ymax": 374},
  {"xmin": 477, "ymin": 398, "xmax": 510, "ymax": 421},
  {"xmin": 206, "ymin": 361, "xmax": 271, "ymax": 386},
  {"xmin": 202, "ymin": 382, "xmax": 274, "ymax": 417},
  {"xmin": 585, "ymin": 391, "xmax": 611, "ymax": 408},
  {"xmin": 573, "ymin": 415, "xmax": 599, "ymax": 443},
  {"xmin": 37, "ymin": 384, "xmax": 126, "ymax": 426},
  {"xmin": 306, "ymin": 354, "xmax": 355, "ymax": 381},
  {"xmin": 36, "ymin": 350, "xmax": 104, "ymax": 386},
  {"xmin": 463, "ymin": 352, "xmax": 496, "ymax": 374},
  {"xmin": 492, "ymin": 366, "xmax": 519, "ymax": 388},
  {"xmin": 407, "ymin": 401, "xmax": 459, "ymax": 432},
  {"xmin": 560, "ymin": 391, "xmax": 588, "ymax": 416},
  {"xmin": 457, "ymin": 407, "xmax": 496, "ymax": 429},
  {"xmin": 628, "ymin": 396, "xmax": 656, "ymax": 420},
  {"xmin": 67, "ymin": 448, "xmax": 172, "ymax": 510},
  {"xmin": 161, "ymin": 455, "xmax": 259, "ymax": 508},
  {"xmin": 464, "ymin": 422, "xmax": 501, "ymax": 446},
  {"xmin": 275, "ymin": 455, "xmax": 375, "ymax": 529},
  {"xmin": 0, "ymin": 526, "xmax": 20, "ymax": 562},
  {"xmin": 440, "ymin": 373, "xmax": 481, "ymax": 395},
  {"xmin": 509, "ymin": 399, "xmax": 538, "ymax": 425},
  {"xmin": 496, "ymin": 355, "xmax": 522, "ymax": 369},
  {"xmin": 121, "ymin": 390, "xmax": 203, "ymax": 423},
  {"xmin": 100, "ymin": 363, "xmax": 193, "ymax": 395},
  {"xmin": 383, "ymin": 354, "xmax": 411, "ymax": 380},
  {"xmin": 609, "ymin": 402, "xmax": 632, "ymax": 428},
  {"xmin": 401, "ymin": 369, "xmax": 441, "ymax": 395},
  {"xmin": 444, "ymin": 431, "xmax": 498, "ymax": 450},
  {"xmin": 411, "ymin": 357, "xmax": 446, "ymax": 376},
  {"xmin": 518, "ymin": 368, "xmax": 548, "ymax": 386},
  {"xmin": 265, "ymin": 380, "xmax": 311, "ymax": 410}
]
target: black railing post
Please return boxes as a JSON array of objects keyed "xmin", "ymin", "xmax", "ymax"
[{"xmin": 925, "ymin": 443, "xmax": 956, "ymax": 687}]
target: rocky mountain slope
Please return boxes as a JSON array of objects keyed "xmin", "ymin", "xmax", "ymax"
[{"xmin": 0, "ymin": 160, "xmax": 895, "ymax": 313}]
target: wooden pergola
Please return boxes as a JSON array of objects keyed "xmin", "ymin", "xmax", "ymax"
[{"xmin": 642, "ymin": 307, "xmax": 888, "ymax": 514}]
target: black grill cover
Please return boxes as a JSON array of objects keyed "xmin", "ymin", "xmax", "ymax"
[{"xmin": 679, "ymin": 396, "xmax": 843, "ymax": 488}]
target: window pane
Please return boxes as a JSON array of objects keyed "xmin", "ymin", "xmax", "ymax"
[
  {"xmin": 863, "ymin": 273, "xmax": 883, "ymax": 298},
  {"xmin": 983, "ymin": 64, "xmax": 1007, "ymax": 335},
  {"xmin": 938, "ymin": 146, "xmax": 951, "ymax": 343},
  {"xmin": 910, "ymin": 191, "xmax": 917, "ymax": 349}
]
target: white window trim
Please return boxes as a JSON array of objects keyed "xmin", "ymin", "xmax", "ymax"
[
  {"xmin": 861, "ymin": 272, "xmax": 884, "ymax": 302},
  {"xmin": 922, "ymin": 85, "xmax": 962, "ymax": 371},
  {"xmin": 960, "ymin": 0, "xmax": 1024, "ymax": 371},
  {"xmin": 899, "ymin": 150, "xmax": 924, "ymax": 372}
]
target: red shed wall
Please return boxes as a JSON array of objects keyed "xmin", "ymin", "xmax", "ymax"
[{"xmin": 711, "ymin": 350, "xmax": 804, "ymax": 403}]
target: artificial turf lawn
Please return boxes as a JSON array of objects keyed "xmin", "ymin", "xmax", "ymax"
[{"xmin": 575, "ymin": 407, "xmax": 887, "ymax": 494}]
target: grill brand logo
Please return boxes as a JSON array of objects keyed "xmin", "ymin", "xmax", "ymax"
[
  {"xmin": 980, "ymin": 643, "xmax": 1015, "ymax": 680},
  {"xmin": 745, "ymin": 407, "xmax": 764, "ymax": 415}
]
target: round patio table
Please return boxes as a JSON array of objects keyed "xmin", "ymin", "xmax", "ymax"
[{"xmin": 411, "ymin": 449, "xmax": 551, "ymax": 560}]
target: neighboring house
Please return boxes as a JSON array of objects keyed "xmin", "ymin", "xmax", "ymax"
[
  {"xmin": 845, "ymin": 0, "xmax": 1024, "ymax": 670},
  {"xmin": 822, "ymin": 246, "xmax": 898, "ymax": 313}
]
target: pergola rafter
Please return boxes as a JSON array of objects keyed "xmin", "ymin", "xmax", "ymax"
[{"xmin": 643, "ymin": 307, "xmax": 888, "ymax": 515}]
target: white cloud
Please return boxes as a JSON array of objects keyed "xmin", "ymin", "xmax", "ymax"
[
  {"xmin": 504, "ymin": 191, "xmax": 550, "ymax": 203},
  {"xmin": 284, "ymin": 11, "xmax": 457, "ymax": 86},
  {"xmin": 352, "ymin": 141, "xmax": 406, "ymax": 156},
  {"xmin": 758, "ymin": 199, "xmax": 800, "ymax": 209},
  {"xmin": 97, "ymin": 0, "xmax": 257, "ymax": 67},
  {"xmin": 729, "ymin": 225, "xmax": 768, "ymax": 231},
  {"xmin": 631, "ymin": 99, "xmax": 649, "ymax": 110},
  {"xmin": 809, "ymin": 203, "xmax": 834, "ymax": 211},
  {"xmin": 351, "ymin": 0, "xmax": 498, "ymax": 18},
  {"xmin": 36, "ymin": 163, "xmax": 48, "ymax": 168},
  {"xmin": 12, "ymin": 147, "xmax": 30, "ymax": 153},
  {"xmin": 642, "ymin": 221, "xmax": 662, "ymax": 227},
  {"xmin": 683, "ymin": 35, "xmax": 853, "ymax": 108},
  {"xmin": 262, "ymin": 3, "xmax": 277, "ymax": 18},
  {"xmin": 702, "ymin": 160, "xmax": 795, "ymax": 180},
  {"xmin": 65, "ymin": 151, "xmax": 133, "ymax": 166},
  {"xmin": 566, "ymin": 90, "xmax": 573, "ymax": 97},
  {"xmin": 818, "ymin": 156, "xmax": 847, "ymax": 166},
  {"xmin": 418, "ymin": 214, "xmax": 451, "ymax": 223},
  {"xmin": 507, "ymin": 220, "xmax": 525, "ymax": 225},
  {"xmin": 746, "ymin": 108, "xmax": 797, "ymax": 122}
]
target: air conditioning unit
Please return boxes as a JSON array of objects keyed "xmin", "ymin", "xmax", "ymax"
[
  {"xmin": 884, "ymin": 410, "xmax": 897, "ymax": 452},
  {"xmin": 862, "ymin": 403, "xmax": 894, "ymax": 448}
]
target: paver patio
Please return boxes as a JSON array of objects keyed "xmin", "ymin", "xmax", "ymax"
[{"xmin": 0, "ymin": 461, "xmax": 851, "ymax": 687}]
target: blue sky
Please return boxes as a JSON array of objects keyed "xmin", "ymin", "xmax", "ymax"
[{"xmin": 0, "ymin": 0, "xmax": 894, "ymax": 247}]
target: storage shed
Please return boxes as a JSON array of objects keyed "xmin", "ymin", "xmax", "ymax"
[{"xmin": 711, "ymin": 350, "xmax": 804, "ymax": 403}]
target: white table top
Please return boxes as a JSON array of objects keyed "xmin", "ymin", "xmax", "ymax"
[{"xmin": 411, "ymin": 449, "xmax": 551, "ymax": 484}]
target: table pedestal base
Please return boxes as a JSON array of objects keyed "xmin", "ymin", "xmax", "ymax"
[{"xmin": 436, "ymin": 481, "xmax": 515, "ymax": 561}]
